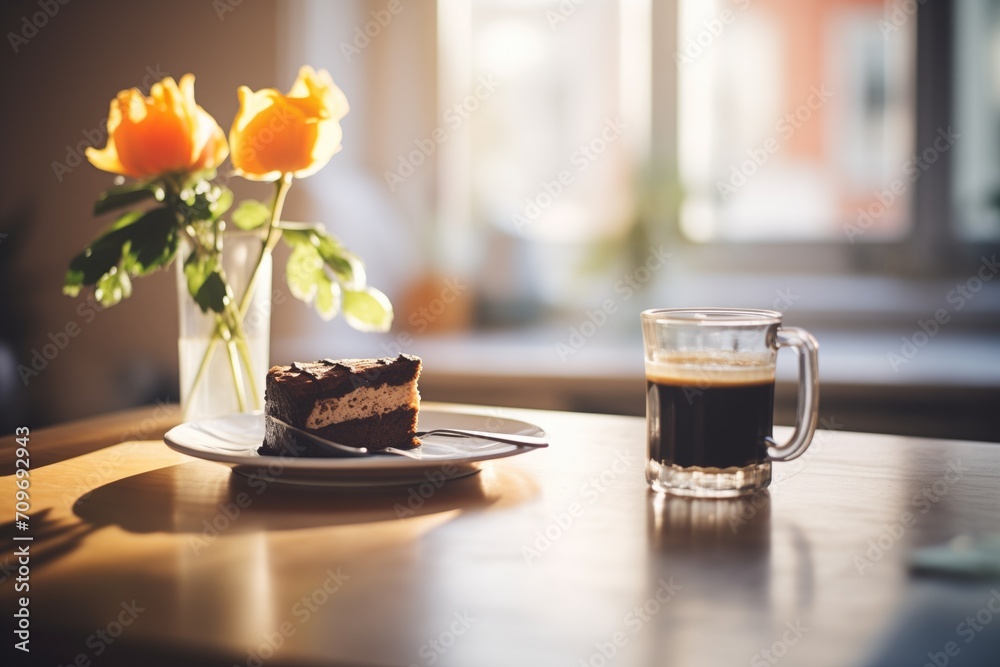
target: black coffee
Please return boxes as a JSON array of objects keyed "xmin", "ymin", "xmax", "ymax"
[{"xmin": 646, "ymin": 374, "xmax": 774, "ymax": 469}]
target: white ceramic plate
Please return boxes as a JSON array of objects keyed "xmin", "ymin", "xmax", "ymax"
[{"xmin": 163, "ymin": 408, "xmax": 547, "ymax": 486}]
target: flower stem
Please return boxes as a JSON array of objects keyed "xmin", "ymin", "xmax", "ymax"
[
  {"xmin": 181, "ymin": 329, "xmax": 221, "ymax": 415},
  {"xmin": 234, "ymin": 336, "xmax": 261, "ymax": 409},
  {"xmin": 239, "ymin": 173, "xmax": 293, "ymax": 320},
  {"xmin": 180, "ymin": 173, "xmax": 292, "ymax": 417},
  {"xmin": 224, "ymin": 173, "xmax": 292, "ymax": 410},
  {"xmin": 225, "ymin": 339, "xmax": 247, "ymax": 413}
]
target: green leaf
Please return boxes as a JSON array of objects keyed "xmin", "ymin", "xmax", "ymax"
[
  {"xmin": 65, "ymin": 211, "xmax": 143, "ymax": 291},
  {"xmin": 94, "ymin": 266, "xmax": 132, "ymax": 307},
  {"xmin": 93, "ymin": 182, "xmax": 161, "ymax": 216},
  {"xmin": 194, "ymin": 271, "xmax": 227, "ymax": 314},
  {"xmin": 285, "ymin": 243, "xmax": 324, "ymax": 302},
  {"xmin": 281, "ymin": 223, "xmax": 392, "ymax": 325},
  {"xmin": 121, "ymin": 207, "xmax": 178, "ymax": 276},
  {"xmin": 285, "ymin": 243, "xmax": 344, "ymax": 320},
  {"xmin": 232, "ymin": 200, "xmax": 271, "ymax": 231},
  {"xmin": 280, "ymin": 223, "xmax": 366, "ymax": 289},
  {"xmin": 342, "ymin": 287, "xmax": 393, "ymax": 332},
  {"xmin": 106, "ymin": 209, "xmax": 146, "ymax": 232},
  {"xmin": 316, "ymin": 236, "xmax": 366, "ymax": 289},
  {"xmin": 314, "ymin": 273, "xmax": 342, "ymax": 321},
  {"xmin": 183, "ymin": 252, "xmax": 228, "ymax": 314},
  {"xmin": 64, "ymin": 207, "xmax": 179, "ymax": 306}
]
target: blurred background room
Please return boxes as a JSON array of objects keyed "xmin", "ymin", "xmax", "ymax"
[{"xmin": 1, "ymin": 0, "xmax": 998, "ymax": 440}]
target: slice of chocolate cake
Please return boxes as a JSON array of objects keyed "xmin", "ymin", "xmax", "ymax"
[{"xmin": 260, "ymin": 354, "xmax": 421, "ymax": 457}]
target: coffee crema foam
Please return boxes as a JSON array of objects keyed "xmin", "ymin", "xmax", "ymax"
[{"xmin": 645, "ymin": 352, "xmax": 775, "ymax": 387}]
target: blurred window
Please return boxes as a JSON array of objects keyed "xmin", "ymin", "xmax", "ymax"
[
  {"xmin": 954, "ymin": 0, "xmax": 1000, "ymax": 241},
  {"xmin": 436, "ymin": 0, "xmax": 647, "ymax": 247},
  {"xmin": 677, "ymin": 0, "xmax": 914, "ymax": 243},
  {"xmin": 431, "ymin": 0, "xmax": 998, "ymax": 308}
]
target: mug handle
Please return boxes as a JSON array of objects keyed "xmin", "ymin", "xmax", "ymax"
[{"xmin": 767, "ymin": 327, "xmax": 820, "ymax": 462}]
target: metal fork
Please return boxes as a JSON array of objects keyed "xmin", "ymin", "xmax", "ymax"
[
  {"xmin": 267, "ymin": 416, "xmax": 547, "ymax": 459},
  {"xmin": 414, "ymin": 428, "xmax": 548, "ymax": 448}
]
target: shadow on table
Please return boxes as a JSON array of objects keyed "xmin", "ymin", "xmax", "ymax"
[
  {"xmin": 72, "ymin": 460, "xmax": 539, "ymax": 535},
  {"xmin": 0, "ymin": 507, "xmax": 97, "ymax": 574}
]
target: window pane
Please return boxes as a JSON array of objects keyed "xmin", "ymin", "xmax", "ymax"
[
  {"xmin": 954, "ymin": 0, "xmax": 1000, "ymax": 241},
  {"xmin": 677, "ymin": 0, "xmax": 915, "ymax": 243},
  {"xmin": 436, "ymin": 0, "xmax": 649, "ymax": 308}
]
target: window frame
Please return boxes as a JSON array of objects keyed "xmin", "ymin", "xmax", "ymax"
[{"xmin": 650, "ymin": 0, "xmax": 999, "ymax": 284}]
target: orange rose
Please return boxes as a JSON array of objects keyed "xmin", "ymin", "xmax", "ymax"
[
  {"xmin": 86, "ymin": 74, "xmax": 228, "ymax": 180},
  {"xmin": 229, "ymin": 66, "xmax": 349, "ymax": 181}
]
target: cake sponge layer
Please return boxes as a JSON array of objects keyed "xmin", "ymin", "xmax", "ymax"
[{"xmin": 305, "ymin": 383, "xmax": 419, "ymax": 429}]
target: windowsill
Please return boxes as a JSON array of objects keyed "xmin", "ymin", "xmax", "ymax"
[{"xmin": 275, "ymin": 321, "xmax": 1000, "ymax": 442}]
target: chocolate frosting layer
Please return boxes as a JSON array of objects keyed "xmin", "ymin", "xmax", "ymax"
[{"xmin": 272, "ymin": 354, "xmax": 420, "ymax": 386}]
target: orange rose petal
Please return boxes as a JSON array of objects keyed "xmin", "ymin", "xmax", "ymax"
[
  {"xmin": 115, "ymin": 102, "xmax": 191, "ymax": 178},
  {"xmin": 195, "ymin": 117, "xmax": 230, "ymax": 171},
  {"xmin": 230, "ymin": 67, "xmax": 349, "ymax": 181},
  {"xmin": 236, "ymin": 100, "xmax": 310, "ymax": 178},
  {"xmin": 85, "ymin": 141, "xmax": 129, "ymax": 177},
  {"xmin": 86, "ymin": 73, "xmax": 227, "ymax": 179},
  {"xmin": 296, "ymin": 120, "xmax": 342, "ymax": 179},
  {"xmin": 85, "ymin": 97, "xmax": 130, "ymax": 175}
]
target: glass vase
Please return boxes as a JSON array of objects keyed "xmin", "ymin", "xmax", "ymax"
[{"xmin": 176, "ymin": 233, "xmax": 272, "ymax": 421}]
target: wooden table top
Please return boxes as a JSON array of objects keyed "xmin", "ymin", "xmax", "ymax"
[{"xmin": 3, "ymin": 403, "xmax": 1000, "ymax": 667}]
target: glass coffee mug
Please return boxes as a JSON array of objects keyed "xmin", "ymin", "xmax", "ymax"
[{"xmin": 641, "ymin": 308, "xmax": 819, "ymax": 497}]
